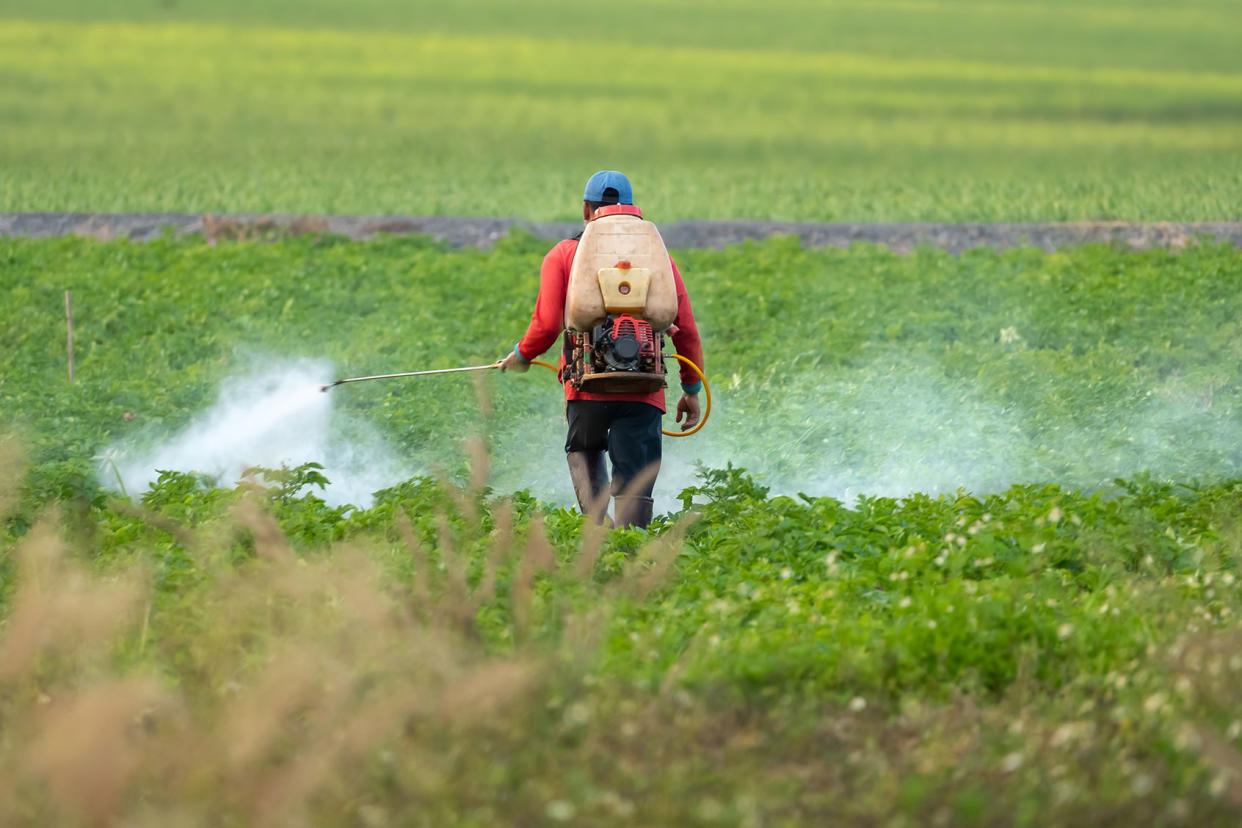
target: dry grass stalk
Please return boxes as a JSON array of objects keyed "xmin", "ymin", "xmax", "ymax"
[
  {"xmin": 26, "ymin": 678, "xmax": 168, "ymax": 824},
  {"xmin": 0, "ymin": 457, "xmax": 705, "ymax": 825},
  {"xmin": 0, "ymin": 518, "xmax": 142, "ymax": 685}
]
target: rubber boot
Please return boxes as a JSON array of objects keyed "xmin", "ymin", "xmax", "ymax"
[
  {"xmin": 567, "ymin": 450, "xmax": 610, "ymax": 524},
  {"xmin": 613, "ymin": 495, "xmax": 654, "ymax": 530}
]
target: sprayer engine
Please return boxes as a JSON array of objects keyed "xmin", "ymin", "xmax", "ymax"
[
  {"xmin": 595, "ymin": 314, "xmax": 657, "ymax": 372},
  {"xmin": 564, "ymin": 314, "xmax": 666, "ymax": 394}
]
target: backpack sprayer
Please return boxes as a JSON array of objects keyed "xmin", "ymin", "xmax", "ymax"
[{"xmin": 320, "ymin": 354, "xmax": 711, "ymax": 437}]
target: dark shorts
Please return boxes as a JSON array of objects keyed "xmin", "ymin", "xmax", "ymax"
[{"xmin": 565, "ymin": 400, "xmax": 662, "ymax": 497}]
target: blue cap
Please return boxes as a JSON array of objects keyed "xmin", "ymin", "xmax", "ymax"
[{"xmin": 583, "ymin": 170, "xmax": 633, "ymax": 204}]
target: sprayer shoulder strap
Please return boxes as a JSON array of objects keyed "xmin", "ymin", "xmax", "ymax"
[{"xmin": 561, "ymin": 329, "xmax": 583, "ymax": 387}]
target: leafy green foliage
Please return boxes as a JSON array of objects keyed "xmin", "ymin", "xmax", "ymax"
[
  {"xmin": 4, "ymin": 235, "xmax": 1242, "ymax": 821},
  {"xmin": 3, "ymin": 235, "xmax": 1240, "ymax": 507}
]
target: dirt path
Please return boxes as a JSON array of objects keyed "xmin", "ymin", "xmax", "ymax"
[{"xmin": 2, "ymin": 213, "xmax": 1240, "ymax": 253}]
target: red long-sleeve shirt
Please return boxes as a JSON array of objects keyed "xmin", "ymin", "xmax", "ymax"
[{"xmin": 516, "ymin": 235, "xmax": 704, "ymax": 413}]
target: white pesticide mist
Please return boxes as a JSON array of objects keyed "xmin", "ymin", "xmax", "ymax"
[
  {"xmin": 102, "ymin": 350, "xmax": 1242, "ymax": 518},
  {"xmin": 657, "ymin": 351, "xmax": 1242, "ymax": 509},
  {"xmin": 103, "ymin": 360, "xmax": 414, "ymax": 507}
]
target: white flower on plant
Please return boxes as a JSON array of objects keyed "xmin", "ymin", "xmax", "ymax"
[
  {"xmin": 1050, "ymin": 723, "xmax": 1081, "ymax": 748},
  {"xmin": 780, "ymin": 567, "xmax": 793, "ymax": 580},
  {"xmin": 898, "ymin": 596, "xmax": 912, "ymax": 609},
  {"xmin": 849, "ymin": 696, "xmax": 867, "ymax": 712},
  {"xmin": 546, "ymin": 800, "xmax": 576, "ymax": 822},
  {"xmin": 1057, "ymin": 623, "xmax": 1074, "ymax": 640},
  {"xmin": 999, "ymin": 326, "xmax": 1021, "ymax": 344}
]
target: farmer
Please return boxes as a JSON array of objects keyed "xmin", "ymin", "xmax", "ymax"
[{"xmin": 498, "ymin": 170, "xmax": 704, "ymax": 529}]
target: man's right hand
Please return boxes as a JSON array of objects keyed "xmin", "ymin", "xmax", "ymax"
[{"xmin": 498, "ymin": 351, "xmax": 530, "ymax": 373}]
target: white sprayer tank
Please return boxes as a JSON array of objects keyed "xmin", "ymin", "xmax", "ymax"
[{"xmin": 565, "ymin": 214, "xmax": 678, "ymax": 332}]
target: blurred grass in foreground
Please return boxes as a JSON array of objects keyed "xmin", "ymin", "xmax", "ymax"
[
  {"xmin": 6, "ymin": 436, "xmax": 1242, "ymax": 823},
  {"xmin": 1, "ymin": 0, "xmax": 1241, "ymax": 219}
]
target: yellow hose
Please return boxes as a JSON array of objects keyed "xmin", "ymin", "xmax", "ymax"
[
  {"xmin": 662, "ymin": 354, "xmax": 711, "ymax": 437},
  {"xmin": 527, "ymin": 356, "xmax": 711, "ymax": 438}
]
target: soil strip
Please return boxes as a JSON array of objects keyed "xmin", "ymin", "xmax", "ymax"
[{"xmin": 3, "ymin": 213, "xmax": 1240, "ymax": 254}]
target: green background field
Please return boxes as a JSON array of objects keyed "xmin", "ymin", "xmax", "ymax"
[
  {"xmin": 3, "ymin": 0, "xmax": 1242, "ymax": 220},
  {"xmin": 4, "ymin": 234, "xmax": 1240, "ymax": 510}
]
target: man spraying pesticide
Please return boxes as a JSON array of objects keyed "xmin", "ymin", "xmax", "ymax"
[
  {"xmin": 497, "ymin": 171, "xmax": 706, "ymax": 529},
  {"xmin": 322, "ymin": 171, "xmax": 709, "ymax": 527}
]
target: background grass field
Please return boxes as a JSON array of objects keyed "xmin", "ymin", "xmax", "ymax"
[
  {"xmin": 4, "ymin": 234, "xmax": 1241, "ymax": 510},
  {"xmin": 3, "ymin": 0, "xmax": 1242, "ymax": 220}
]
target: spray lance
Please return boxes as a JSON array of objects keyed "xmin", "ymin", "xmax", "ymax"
[
  {"xmin": 320, "ymin": 354, "xmax": 711, "ymax": 437},
  {"xmin": 320, "ymin": 362, "xmax": 508, "ymax": 391}
]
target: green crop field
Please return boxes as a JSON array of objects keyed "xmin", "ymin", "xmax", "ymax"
[
  {"xmin": 6, "ymin": 0, "xmax": 1242, "ymax": 821},
  {"xmin": 3, "ymin": 233, "xmax": 1242, "ymax": 822},
  {"xmin": 3, "ymin": 0, "xmax": 1242, "ymax": 220}
]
